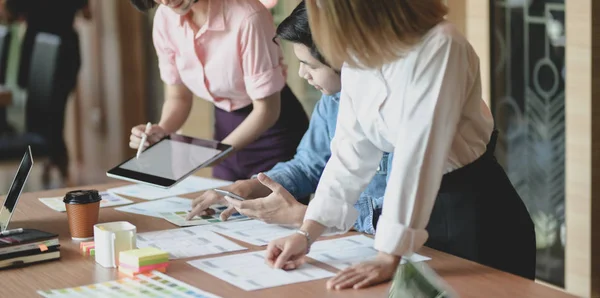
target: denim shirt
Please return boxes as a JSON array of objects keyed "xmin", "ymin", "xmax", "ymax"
[{"xmin": 265, "ymin": 92, "xmax": 390, "ymax": 234}]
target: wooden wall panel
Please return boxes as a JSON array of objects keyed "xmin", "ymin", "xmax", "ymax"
[
  {"xmin": 445, "ymin": 0, "xmax": 490, "ymax": 107},
  {"xmin": 465, "ymin": 0, "xmax": 490, "ymax": 107},
  {"xmin": 565, "ymin": 1, "xmax": 600, "ymax": 297},
  {"xmin": 116, "ymin": 0, "xmax": 147, "ymax": 158}
]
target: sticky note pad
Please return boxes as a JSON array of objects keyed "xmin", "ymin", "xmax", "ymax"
[
  {"xmin": 119, "ymin": 247, "xmax": 169, "ymax": 267},
  {"xmin": 80, "ymin": 241, "xmax": 95, "ymax": 255}
]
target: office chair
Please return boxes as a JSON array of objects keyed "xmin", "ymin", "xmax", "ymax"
[
  {"xmin": 0, "ymin": 32, "xmax": 70, "ymax": 188},
  {"xmin": 0, "ymin": 25, "xmax": 14, "ymax": 135}
]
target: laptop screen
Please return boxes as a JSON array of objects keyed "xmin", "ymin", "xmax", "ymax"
[{"xmin": 0, "ymin": 146, "xmax": 33, "ymax": 231}]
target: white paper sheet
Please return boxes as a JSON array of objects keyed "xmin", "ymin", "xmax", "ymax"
[
  {"xmin": 115, "ymin": 197, "xmax": 192, "ymax": 218},
  {"xmin": 107, "ymin": 176, "xmax": 232, "ymax": 200},
  {"xmin": 189, "ymin": 219, "xmax": 296, "ymax": 246},
  {"xmin": 159, "ymin": 205, "xmax": 248, "ymax": 227},
  {"xmin": 39, "ymin": 192, "xmax": 133, "ymax": 212},
  {"xmin": 188, "ymin": 251, "xmax": 335, "ymax": 291},
  {"xmin": 135, "ymin": 227, "xmax": 247, "ymax": 259},
  {"xmin": 307, "ymin": 235, "xmax": 431, "ymax": 270}
]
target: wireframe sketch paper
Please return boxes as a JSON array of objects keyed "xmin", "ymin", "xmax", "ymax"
[
  {"xmin": 307, "ymin": 235, "xmax": 431, "ymax": 270},
  {"xmin": 189, "ymin": 219, "xmax": 296, "ymax": 246},
  {"xmin": 39, "ymin": 191, "xmax": 133, "ymax": 212},
  {"xmin": 188, "ymin": 251, "xmax": 335, "ymax": 291},
  {"xmin": 136, "ymin": 227, "xmax": 246, "ymax": 259},
  {"xmin": 107, "ymin": 176, "xmax": 232, "ymax": 200},
  {"xmin": 159, "ymin": 205, "xmax": 248, "ymax": 227},
  {"xmin": 115, "ymin": 197, "xmax": 192, "ymax": 218}
]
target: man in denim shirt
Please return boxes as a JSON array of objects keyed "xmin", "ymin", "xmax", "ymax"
[
  {"xmin": 262, "ymin": 91, "xmax": 390, "ymax": 234},
  {"xmin": 188, "ymin": 1, "xmax": 390, "ymax": 234}
]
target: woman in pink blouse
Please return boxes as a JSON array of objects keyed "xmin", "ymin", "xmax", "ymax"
[{"xmin": 128, "ymin": 0, "xmax": 308, "ymax": 181}]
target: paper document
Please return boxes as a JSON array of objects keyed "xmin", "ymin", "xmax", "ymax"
[
  {"xmin": 307, "ymin": 235, "xmax": 431, "ymax": 270},
  {"xmin": 188, "ymin": 251, "xmax": 335, "ymax": 291},
  {"xmin": 107, "ymin": 176, "xmax": 232, "ymax": 200},
  {"xmin": 115, "ymin": 197, "xmax": 192, "ymax": 218},
  {"xmin": 159, "ymin": 205, "xmax": 248, "ymax": 227},
  {"xmin": 136, "ymin": 227, "xmax": 246, "ymax": 259},
  {"xmin": 38, "ymin": 270, "xmax": 221, "ymax": 298},
  {"xmin": 39, "ymin": 192, "xmax": 133, "ymax": 212},
  {"xmin": 191, "ymin": 219, "xmax": 295, "ymax": 246}
]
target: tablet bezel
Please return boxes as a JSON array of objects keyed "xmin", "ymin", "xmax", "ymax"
[{"xmin": 106, "ymin": 134, "xmax": 232, "ymax": 188}]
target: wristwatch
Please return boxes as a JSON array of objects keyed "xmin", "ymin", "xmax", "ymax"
[{"xmin": 296, "ymin": 230, "xmax": 312, "ymax": 254}]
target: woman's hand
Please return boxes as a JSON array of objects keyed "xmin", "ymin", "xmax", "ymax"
[
  {"xmin": 265, "ymin": 232, "xmax": 309, "ymax": 270},
  {"xmin": 129, "ymin": 124, "xmax": 167, "ymax": 150},
  {"xmin": 326, "ymin": 252, "xmax": 401, "ymax": 290},
  {"xmin": 223, "ymin": 173, "xmax": 306, "ymax": 226}
]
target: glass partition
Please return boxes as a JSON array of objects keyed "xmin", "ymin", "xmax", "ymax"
[{"xmin": 491, "ymin": 0, "xmax": 566, "ymax": 287}]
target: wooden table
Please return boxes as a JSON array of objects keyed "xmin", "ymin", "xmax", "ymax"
[{"xmin": 2, "ymin": 183, "xmax": 575, "ymax": 298}]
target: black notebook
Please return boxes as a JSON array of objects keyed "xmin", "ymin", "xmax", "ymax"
[
  {"xmin": 0, "ymin": 229, "xmax": 60, "ymax": 269},
  {"xmin": 0, "ymin": 229, "xmax": 58, "ymax": 248}
]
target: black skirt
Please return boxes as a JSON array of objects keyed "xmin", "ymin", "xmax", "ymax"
[{"xmin": 377, "ymin": 131, "xmax": 536, "ymax": 280}]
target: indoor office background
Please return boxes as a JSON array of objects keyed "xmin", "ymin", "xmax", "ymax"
[{"xmin": 0, "ymin": 0, "xmax": 597, "ymax": 297}]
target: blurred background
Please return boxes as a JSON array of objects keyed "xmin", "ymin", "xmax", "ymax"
[
  {"xmin": 0, "ymin": 0, "xmax": 586, "ymax": 293},
  {"xmin": 0, "ymin": 0, "xmax": 319, "ymax": 191}
]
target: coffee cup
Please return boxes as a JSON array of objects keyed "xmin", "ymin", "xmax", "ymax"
[
  {"xmin": 94, "ymin": 221, "xmax": 136, "ymax": 268},
  {"xmin": 63, "ymin": 190, "xmax": 101, "ymax": 240}
]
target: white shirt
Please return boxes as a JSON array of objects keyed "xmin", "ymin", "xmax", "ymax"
[{"xmin": 304, "ymin": 22, "xmax": 495, "ymax": 256}]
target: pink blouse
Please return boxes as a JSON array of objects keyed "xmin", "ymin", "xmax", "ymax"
[{"xmin": 152, "ymin": 0, "xmax": 286, "ymax": 112}]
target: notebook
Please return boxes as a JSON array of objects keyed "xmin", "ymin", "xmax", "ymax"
[{"xmin": 0, "ymin": 147, "xmax": 61, "ymax": 269}]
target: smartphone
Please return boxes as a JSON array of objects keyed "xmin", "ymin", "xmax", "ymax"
[{"xmin": 214, "ymin": 189, "xmax": 247, "ymax": 201}]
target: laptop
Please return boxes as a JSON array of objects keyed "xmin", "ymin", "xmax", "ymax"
[{"xmin": 0, "ymin": 146, "xmax": 34, "ymax": 232}]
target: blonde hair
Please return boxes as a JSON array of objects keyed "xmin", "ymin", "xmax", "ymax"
[{"xmin": 306, "ymin": 0, "xmax": 448, "ymax": 69}]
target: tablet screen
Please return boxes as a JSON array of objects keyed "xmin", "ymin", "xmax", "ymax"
[
  {"xmin": 120, "ymin": 139, "xmax": 222, "ymax": 180},
  {"xmin": 107, "ymin": 135, "xmax": 232, "ymax": 188}
]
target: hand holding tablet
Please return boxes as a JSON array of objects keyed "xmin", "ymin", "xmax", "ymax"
[{"xmin": 109, "ymin": 134, "xmax": 233, "ymax": 188}]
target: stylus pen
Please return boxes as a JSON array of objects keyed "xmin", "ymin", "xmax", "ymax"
[
  {"xmin": 0, "ymin": 228, "xmax": 23, "ymax": 237},
  {"xmin": 136, "ymin": 122, "xmax": 152, "ymax": 159}
]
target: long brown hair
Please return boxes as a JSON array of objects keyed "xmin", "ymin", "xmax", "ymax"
[{"xmin": 306, "ymin": 0, "xmax": 448, "ymax": 69}]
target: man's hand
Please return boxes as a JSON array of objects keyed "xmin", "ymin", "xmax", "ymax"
[
  {"xmin": 187, "ymin": 178, "xmax": 270, "ymax": 220},
  {"xmin": 223, "ymin": 173, "xmax": 306, "ymax": 226}
]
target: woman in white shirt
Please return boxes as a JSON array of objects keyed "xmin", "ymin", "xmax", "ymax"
[{"xmin": 264, "ymin": 0, "xmax": 536, "ymax": 290}]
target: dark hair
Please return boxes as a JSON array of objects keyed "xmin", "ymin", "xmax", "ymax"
[
  {"xmin": 129, "ymin": 0, "xmax": 158, "ymax": 12},
  {"xmin": 275, "ymin": 1, "xmax": 328, "ymax": 67}
]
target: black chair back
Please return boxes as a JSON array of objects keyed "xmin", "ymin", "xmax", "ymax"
[
  {"xmin": 0, "ymin": 25, "xmax": 11, "ymax": 85},
  {"xmin": 25, "ymin": 33, "xmax": 61, "ymax": 139}
]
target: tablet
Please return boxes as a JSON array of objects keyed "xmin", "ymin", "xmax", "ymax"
[{"xmin": 107, "ymin": 134, "xmax": 233, "ymax": 188}]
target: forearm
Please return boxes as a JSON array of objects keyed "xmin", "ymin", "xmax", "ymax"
[
  {"xmin": 158, "ymin": 85, "xmax": 193, "ymax": 134},
  {"xmin": 299, "ymin": 220, "xmax": 327, "ymax": 242},
  {"xmin": 221, "ymin": 92, "xmax": 280, "ymax": 150}
]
